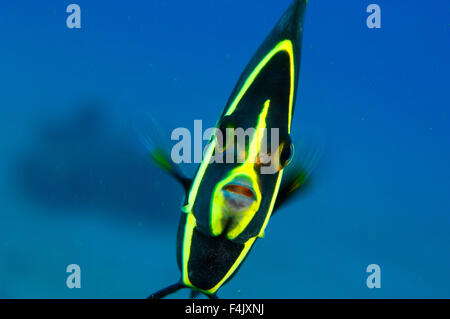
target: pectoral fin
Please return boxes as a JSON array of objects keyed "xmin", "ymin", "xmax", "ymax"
[
  {"xmin": 273, "ymin": 147, "xmax": 321, "ymax": 213},
  {"xmin": 149, "ymin": 147, "xmax": 192, "ymax": 194},
  {"xmin": 137, "ymin": 113, "xmax": 192, "ymax": 195},
  {"xmin": 274, "ymin": 166, "xmax": 310, "ymax": 212}
]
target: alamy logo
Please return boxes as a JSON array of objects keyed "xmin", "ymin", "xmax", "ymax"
[
  {"xmin": 66, "ymin": 264, "xmax": 81, "ymax": 289},
  {"xmin": 366, "ymin": 4, "xmax": 381, "ymax": 29},
  {"xmin": 170, "ymin": 120, "xmax": 287, "ymax": 175},
  {"xmin": 366, "ymin": 264, "xmax": 381, "ymax": 289},
  {"xmin": 66, "ymin": 4, "xmax": 81, "ymax": 29}
]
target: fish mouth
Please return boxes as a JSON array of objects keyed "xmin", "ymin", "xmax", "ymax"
[{"xmin": 222, "ymin": 176, "xmax": 256, "ymax": 212}]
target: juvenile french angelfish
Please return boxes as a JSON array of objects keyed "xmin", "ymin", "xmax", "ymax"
[{"xmin": 148, "ymin": 0, "xmax": 312, "ymax": 299}]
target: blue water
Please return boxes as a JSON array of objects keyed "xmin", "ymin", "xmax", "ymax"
[{"xmin": 0, "ymin": 0, "xmax": 449, "ymax": 298}]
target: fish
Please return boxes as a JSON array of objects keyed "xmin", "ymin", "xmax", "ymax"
[{"xmin": 148, "ymin": 0, "xmax": 313, "ymax": 298}]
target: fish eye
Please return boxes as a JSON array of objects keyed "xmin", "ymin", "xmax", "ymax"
[
  {"xmin": 215, "ymin": 126, "xmax": 233, "ymax": 153},
  {"xmin": 255, "ymin": 141, "xmax": 293, "ymax": 173},
  {"xmin": 257, "ymin": 152, "xmax": 272, "ymax": 165}
]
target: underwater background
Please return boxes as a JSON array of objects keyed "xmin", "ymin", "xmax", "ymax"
[{"xmin": 0, "ymin": 0, "xmax": 449, "ymax": 298}]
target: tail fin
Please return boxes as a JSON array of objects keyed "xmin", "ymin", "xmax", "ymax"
[
  {"xmin": 148, "ymin": 282, "xmax": 186, "ymax": 299},
  {"xmin": 189, "ymin": 290, "xmax": 220, "ymax": 299},
  {"xmin": 189, "ymin": 290, "xmax": 201, "ymax": 299},
  {"xmin": 148, "ymin": 282, "xmax": 220, "ymax": 299}
]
